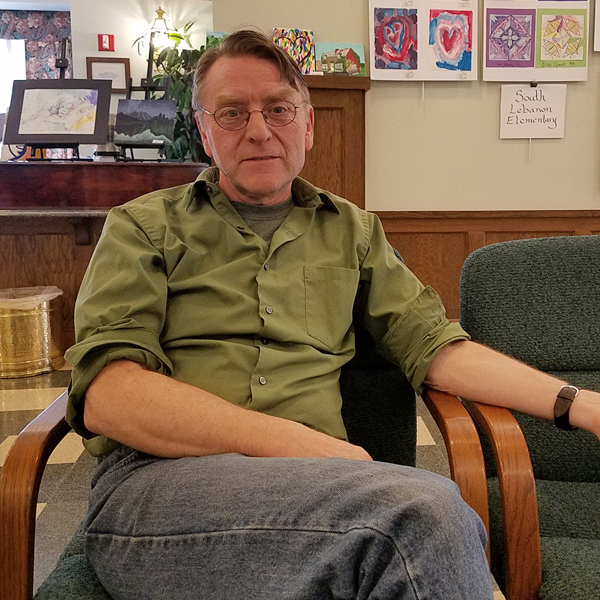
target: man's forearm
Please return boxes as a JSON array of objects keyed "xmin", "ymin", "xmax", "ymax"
[
  {"xmin": 425, "ymin": 340, "xmax": 600, "ymax": 440},
  {"xmin": 83, "ymin": 359, "xmax": 372, "ymax": 460}
]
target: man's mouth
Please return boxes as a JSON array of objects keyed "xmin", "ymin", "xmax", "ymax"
[{"xmin": 245, "ymin": 156, "xmax": 278, "ymax": 161}]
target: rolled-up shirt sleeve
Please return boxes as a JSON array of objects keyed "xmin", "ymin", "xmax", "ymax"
[
  {"xmin": 358, "ymin": 214, "xmax": 469, "ymax": 395},
  {"xmin": 65, "ymin": 202, "xmax": 173, "ymax": 443}
]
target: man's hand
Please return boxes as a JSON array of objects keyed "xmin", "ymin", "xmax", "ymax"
[{"xmin": 271, "ymin": 419, "xmax": 373, "ymax": 461}]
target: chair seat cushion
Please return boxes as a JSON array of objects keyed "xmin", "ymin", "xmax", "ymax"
[
  {"xmin": 34, "ymin": 526, "xmax": 113, "ymax": 600},
  {"xmin": 535, "ymin": 480, "xmax": 600, "ymax": 539},
  {"xmin": 488, "ymin": 478, "xmax": 600, "ymax": 596},
  {"xmin": 539, "ymin": 537, "xmax": 600, "ymax": 600}
]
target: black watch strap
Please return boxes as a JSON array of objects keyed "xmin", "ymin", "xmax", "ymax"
[{"xmin": 554, "ymin": 385, "xmax": 579, "ymax": 431}]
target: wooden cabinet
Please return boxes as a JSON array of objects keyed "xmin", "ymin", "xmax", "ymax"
[{"xmin": 302, "ymin": 75, "xmax": 369, "ymax": 209}]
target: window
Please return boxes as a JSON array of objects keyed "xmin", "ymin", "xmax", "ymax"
[{"xmin": 0, "ymin": 39, "xmax": 26, "ymax": 114}]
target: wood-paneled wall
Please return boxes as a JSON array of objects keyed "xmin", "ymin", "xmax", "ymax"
[
  {"xmin": 3, "ymin": 210, "xmax": 599, "ymax": 350},
  {"xmin": 380, "ymin": 211, "xmax": 600, "ymax": 319}
]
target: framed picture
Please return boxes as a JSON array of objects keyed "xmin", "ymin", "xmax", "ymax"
[
  {"xmin": 113, "ymin": 99, "xmax": 176, "ymax": 147},
  {"xmin": 86, "ymin": 57, "xmax": 130, "ymax": 94},
  {"xmin": 3, "ymin": 79, "xmax": 112, "ymax": 146}
]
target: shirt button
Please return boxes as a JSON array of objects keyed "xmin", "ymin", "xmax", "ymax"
[
  {"xmin": 258, "ymin": 376, "xmax": 267, "ymax": 385},
  {"xmin": 261, "ymin": 338, "xmax": 270, "ymax": 345},
  {"xmin": 265, "ymin": 306, "xmax": 273, "ymax": 315},
  {"xmin": 264, "ymin": 263, "xmax": 270, "ymax": 271}
]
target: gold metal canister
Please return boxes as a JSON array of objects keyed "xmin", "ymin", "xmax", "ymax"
[{"xmin": 0, "ymin": 288, "xmax": 64, "ymax": 378}]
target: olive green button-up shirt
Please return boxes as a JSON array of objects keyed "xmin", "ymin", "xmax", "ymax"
[{"xmin": 66, "ymin": 167, "xmax": 468, "ymax": 456}]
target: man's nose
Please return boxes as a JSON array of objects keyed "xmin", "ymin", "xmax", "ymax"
[{"xmin": 244, "ymin": 110, "xmax": 271, "ymax": 142}]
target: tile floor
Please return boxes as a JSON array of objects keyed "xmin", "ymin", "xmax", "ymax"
[{"xmin": 0, "ymin": 365, "xmax": 505, "ymax": 598}]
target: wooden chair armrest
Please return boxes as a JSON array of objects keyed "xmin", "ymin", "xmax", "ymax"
[
  {"xmin": 463, "ymin": 400, "xmax": 541, "ymax": 600},
  {"xmin": 0, "ymin": 390, "xmax": 71, "ymax": 600},
  {"xmin": 421, "ymin": 388, "xmax": 490, "ymax": 562}
]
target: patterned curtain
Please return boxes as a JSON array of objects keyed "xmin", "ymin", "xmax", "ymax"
[{"xmin": 0, "ymin": 10, "xmax": 72, "ymax": 79}]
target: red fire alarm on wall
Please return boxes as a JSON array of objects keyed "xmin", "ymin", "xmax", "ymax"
[{"xmin": 98, "ymin": 34, "xmax": 115, "ymax": 51}]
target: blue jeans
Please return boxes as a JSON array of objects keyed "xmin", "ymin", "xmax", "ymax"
[{"xmin": 84, "ymin": 447, "xmax": 493, "ymax": 599}]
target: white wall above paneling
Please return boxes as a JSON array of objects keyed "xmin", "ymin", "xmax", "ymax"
[{"xmin": 213, "ymin": 0, "xmax": 600, "ymax": 211}]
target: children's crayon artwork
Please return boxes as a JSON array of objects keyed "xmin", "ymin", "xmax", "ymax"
[
  {"xmin": 538, "ymin": 11, "xmax": 586, "ymax": 63},
  {"xmin": 484, "ymin": 1, "xmax": 588, "ymax": 82},
  {"xmin": 372, "ymin": 7, "xmax": 418, "ymax": 71},
  {"xmin": 272, "ymin": 28, "xmax": 316, "ymax": 74},
  {"xmin": 487, "ymin": 9, "xmax": 536, "ymax": 68},
  {"xmin": 206, "ymin": 32, "xmax": 228, "ymax": 49},
  {"xmin": 369, "ymin": 1, "xmax": 478, "ymax": 81},
  {"xmin": 429, "ymin": 10, "xmax": 473, "ymax": 71},
  {"xmin": 315, "ymin": 42, "xmax": 366, "ymax": 76}
]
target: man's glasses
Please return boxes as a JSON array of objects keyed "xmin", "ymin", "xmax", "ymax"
[{"xmin": 198, "ymin": 101, "xmax": 302, "ymax": 131}]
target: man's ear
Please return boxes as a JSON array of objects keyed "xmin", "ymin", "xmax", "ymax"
[
  {"xmin": 305, "ymin": 105, "xmax": 315, "ymax": 153},
  {"xmin": 195, "ymin": 112, "xmax": 214, "ymax": 159}
]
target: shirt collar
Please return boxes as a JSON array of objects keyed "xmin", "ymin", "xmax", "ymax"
[{"xmin": 191, "ymin": 166, "xmax": 339, "ymax": 214}]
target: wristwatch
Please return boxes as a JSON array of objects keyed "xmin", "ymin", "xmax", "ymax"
[{"xmin": 553, "ymin": 385, "xmax": 579, "ymax": 431}]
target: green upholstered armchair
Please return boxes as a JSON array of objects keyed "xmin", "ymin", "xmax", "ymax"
[
  {"xmin": 0, "ymin": 323, "xmax": 490, "ymax": 600},
  {"xmin": 459, "ymin": 236, "xmax": 600, "ymax": 600}
]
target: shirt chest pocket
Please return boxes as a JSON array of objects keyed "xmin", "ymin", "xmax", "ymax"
[{"xmin": 304, "ymin": 266, "xmax": 360, "ymax": 350}]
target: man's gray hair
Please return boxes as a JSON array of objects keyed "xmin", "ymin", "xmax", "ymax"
[{"xmin": 192, "ymin": 29, "xmax": 311, "ymax": 111}]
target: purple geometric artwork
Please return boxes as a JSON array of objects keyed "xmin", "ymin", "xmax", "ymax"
[{"xmin": 487, "ymin": 8, "xmax": 536, "ymax": 68}]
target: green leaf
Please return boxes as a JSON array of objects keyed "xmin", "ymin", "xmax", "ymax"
[{"xmin": 145, "ymin": 31, "xmax": 209, "ymax": 163}]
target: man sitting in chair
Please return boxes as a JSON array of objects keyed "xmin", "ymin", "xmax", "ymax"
[{"xmin": 66, "ymin": 30, "xmax": 600, "ymax": 600}]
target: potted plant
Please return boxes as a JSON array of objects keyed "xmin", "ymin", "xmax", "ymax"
[
  {"xmin": 150, "ymin": 23, "xmax": 212, "ymax": 163},
  {"xmin": 133, "ymin": 22, "xmax": 223, "ymax": 162}
]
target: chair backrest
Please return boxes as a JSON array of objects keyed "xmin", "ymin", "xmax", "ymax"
[
  {"xmin": 460, "ymin": 236, "xmax": 600, "ymax": 482},
  {"xmin": 341, "ymin": 246, "xmax": 416, "ymax": 467},
  {"xmin": 341, "ymin": 323, "xmax": 416, "ymax": 466}
]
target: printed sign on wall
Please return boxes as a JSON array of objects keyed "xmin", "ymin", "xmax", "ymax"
[{"xmin": 500, "ymin": 84, "xmax": 567, "ymax": 138}]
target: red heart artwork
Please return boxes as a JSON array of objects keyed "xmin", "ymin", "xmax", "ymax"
[
  {"xmin": 384, "ymin": 21, "xmax": 404, "ymax": 53},
  {"xmin": 435, "ymin": 19, "xmax": 466, "ymax": 61},
  {"xmin": 441, "ymin": 29, "xmax": 459, "ymax": 54},
  {"xmin": 377, "ymin": 15, "xmax": 416, "ymax": 61}
]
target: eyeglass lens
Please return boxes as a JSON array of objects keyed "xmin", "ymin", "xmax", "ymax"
[{"xmin": 214, "ymin": 101, "xmax": 297, "ymax": 130}]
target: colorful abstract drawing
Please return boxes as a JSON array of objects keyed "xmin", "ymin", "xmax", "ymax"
[
  {"xmin": 429, "ymin": 10, "xmax": 473, "ymax": 71},
  {"xmin": 373, "ymin": 7, "xmax": 418, "ymax": 70},
  {"xmin": 206, "ymin": 32, "xmax": 228, "ymax": 49},
  {"xmin": 487, "ymin": 9, "xmax": 535, "ymax": 68},
  {"xmin": 273, "ymin": 28, "xmax": 316, "ymax": 74},
  {"xmin": 537, "ymin": 10, "xmax": 586, "ymax": 66}
]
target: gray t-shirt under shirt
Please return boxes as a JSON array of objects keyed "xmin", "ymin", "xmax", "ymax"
[{"xmin": 229, "ymin": 197, "xmax": 295, "ymax": 244}]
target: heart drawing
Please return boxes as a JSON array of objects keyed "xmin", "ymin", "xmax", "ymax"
[
  {"xmin": 375, "ymin": 9, "xmax": 418, "ymax": 66},
  {"xmin": 435, "ymin": 20, "xmax": 466, "ymax": 61},
  {"xmin": 428, "ymin": 10, "xmax": 473, "ymax": 70}
]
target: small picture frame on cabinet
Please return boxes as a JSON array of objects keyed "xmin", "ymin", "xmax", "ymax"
[{"xmin": 86, "ymin": 57, "xmax": 131, "ymax": 94}]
